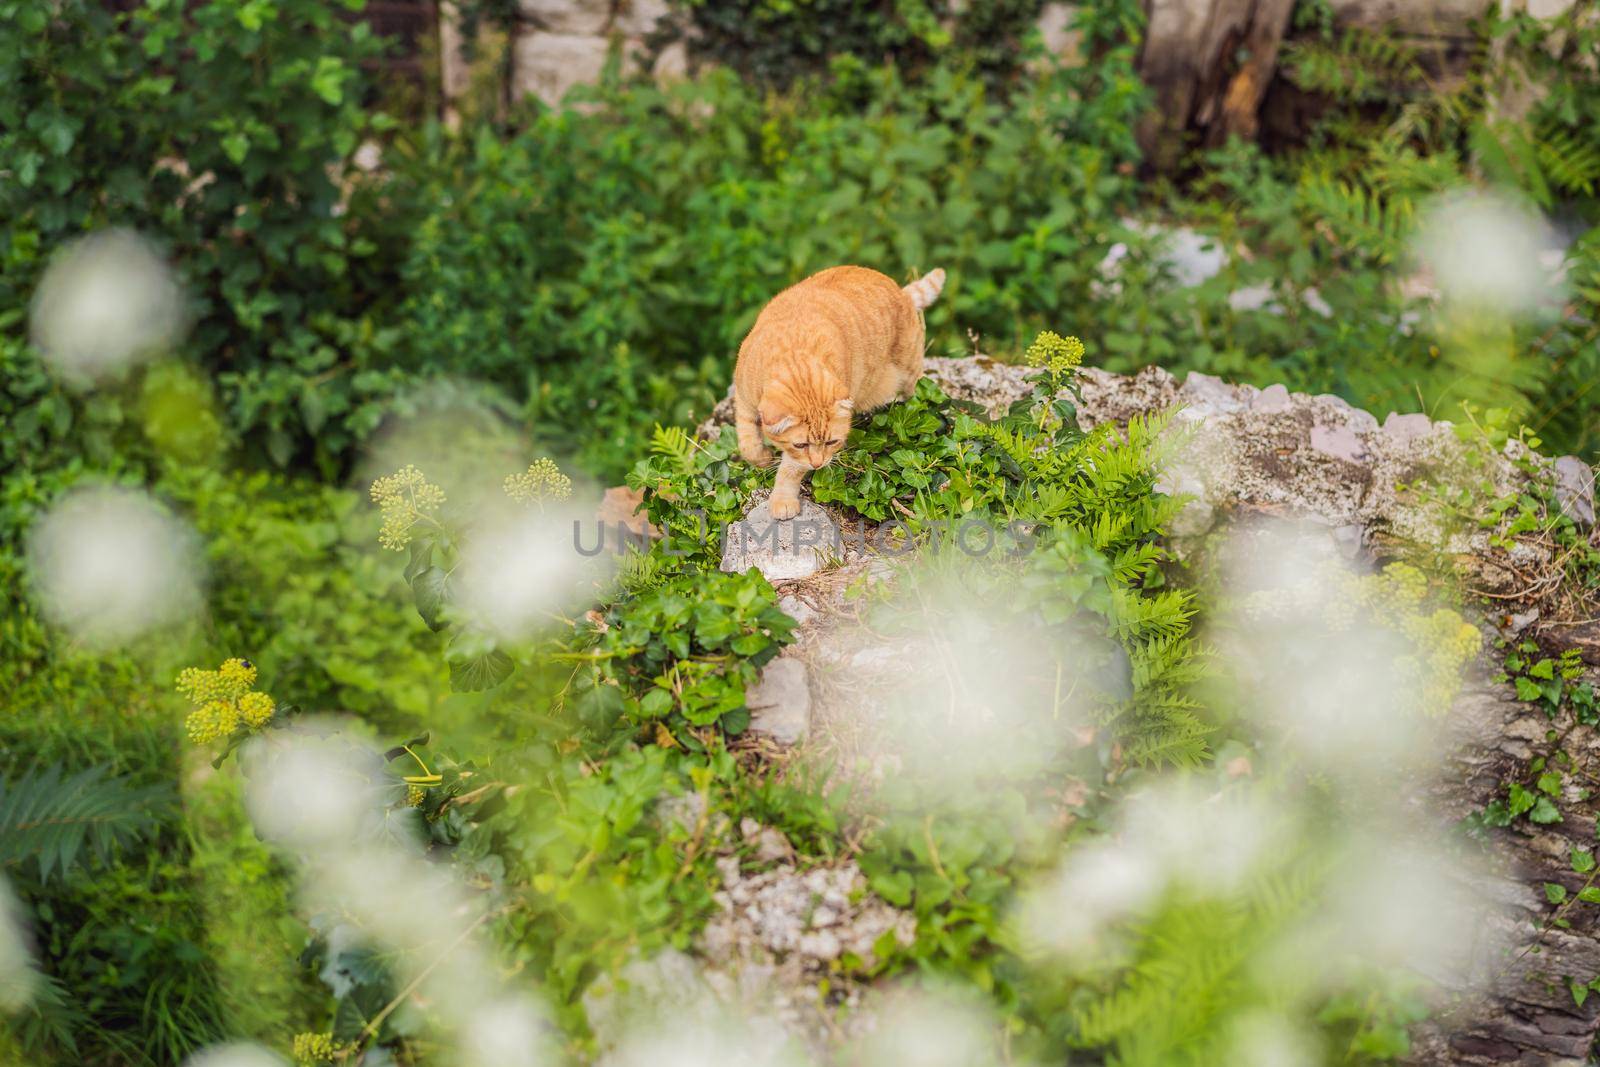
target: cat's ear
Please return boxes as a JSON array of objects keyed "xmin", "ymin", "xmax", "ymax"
[
  {"xmin": 759, "ymin": 399, "xmax": 795, "ymax": 434},
  {"xmin": 834, "ymin": 398, "xmax": 855, "ymax": 416}
]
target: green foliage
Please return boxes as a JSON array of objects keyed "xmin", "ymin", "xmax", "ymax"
[
  {"xmin": 1255, "ymin": 4, "xmax": 1600, "ymax": 457},
  {"xmin": 1498, "ymin": 641, "xmax": 1595, "ymax": 723},
  {"xmin": 562, "ymin": 569, "xmax": 796, "ymax": 741},
  {"xmin": 0, "ymin": 764, "xmax": 169, "ymax": 884},
  {"xmin": 668, "ymin": 0, "xmax": 1051, "ymax": 89},
  {"xmin": 629, "ymin": 425, "xmax": 767, "ymax": 565},
  {"xmin": 1475, "ymin": 646, "xmax": 1594, "ymax": 834},
  {"xmin": 0, "ymin": 0, "xmax": 404, "ymax": 476}
]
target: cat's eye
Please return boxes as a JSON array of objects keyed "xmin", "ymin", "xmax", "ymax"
[
  {"xmin": 792, "ymin": 442, "xmax": 809, "ymax": 449},
  {"xmin": 825, "ymin": 439, "xmax": 840, "ymax": 446}
]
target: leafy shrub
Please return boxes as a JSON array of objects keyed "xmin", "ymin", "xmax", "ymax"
[
  {"xmin": 565, "ymin": 569, "xmax": 796, "ymax": 740},
  {"xmin": 394, "ymin": 45, "xmax": 1149, "ymax": 479},
  {"xmin": 666, "ymin": 0, "xmax": 1051, "ymax": 89},
  {"xmin": 1, "ymin": 0, "xmax": 405, "ymax": 476}
]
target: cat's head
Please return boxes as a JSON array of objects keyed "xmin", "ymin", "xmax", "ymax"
[{"xmin": 760, "ymin": 379, "xmax": 853, "ymax": 470}]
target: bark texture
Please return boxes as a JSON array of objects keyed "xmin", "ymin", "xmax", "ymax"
[{"xmin": 1137, "ymin": 0, "xmax": 1296, "ymax": 169}]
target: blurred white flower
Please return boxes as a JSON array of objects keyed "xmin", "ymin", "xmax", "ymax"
[
  {"xmin": 846, "ymin": 564, "xmax": 1111, "ymax": 794},
  {"xmin": 242, "ymin": 733, "xmax": 389, "ymax": 853},
  {"xmin": 458, "ymin": 994, "xmax": 556, "ymax": 1067},
  {"xmin": 454, "ymin": 500, "xmax": 603, "ymax": 641},
  {"xmin": 0, "ymin": 879, "xmax": 39, "ymax": 1013},
  {"xmin": 30, "ymin": 228, "xmax": 187, "ymax": 386},
  {"xmin": 1226, "ymin": 1010, "xmax": 1322, "ymax": 1067},
  {"xmin": 850, "ymin": 987, "xmax": 1008, "ymax": 1067},
  {"xmin": 1017, "ymin": 839, "xmax": 1162, "ymax": 955},
  {"xmin": 1412, "ymin": 191, "xmax": 1562, "ymax": 315},
  {"xmin": 241, "ymin": 728, "xmax": 550, "ymax": 1063},
  {"xmin": 26, "ymin": 486, "xmax": 202, "ymax": 646},
  {"xmin": 183, "ymin": 1043, "xmax": 288, "ymax": 1067},
  {"xmin": 1121, "ymin": 781, "xmax": 1279, "ymax": 895},
  {"xmin": 604, "ymin": 1014, "xmax": 811, "ymax": 1067},
  {"xmin": 1295, "ymin": 837, "xmax": 1498, "ymax": 988},
  {"xmin": 1212, "ymin": 521, "xmax": 1442, "ymax": 776}
]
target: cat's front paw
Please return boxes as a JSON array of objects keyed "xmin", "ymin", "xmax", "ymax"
[
  {"xmin": 768, "ymin": 494, "xmax": 801, "ymax": 520},
  {"xmin": 740, "ymin": 443, "xmax": 774, "ymax": 469}
]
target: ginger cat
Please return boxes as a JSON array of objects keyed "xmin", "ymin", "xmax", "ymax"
[{"xmin": 734, "ymin": 265, "xmax": 946, "ymax": 519}]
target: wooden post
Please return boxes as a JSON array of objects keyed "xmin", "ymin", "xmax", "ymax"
[{"xmin": 437, "ymin": 0, "xmax": 470, "ymax": 129}]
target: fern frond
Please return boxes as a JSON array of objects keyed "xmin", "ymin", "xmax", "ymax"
[
  {"xmin": 0, "ymin": 764, "xmax": 169, "ymax": 883},
  {"xmin": 1284, "ymin": 30, "xmax": 1424, "ymax": 103},
  {"xmin": 1535, "ymin": 122, "xmax": 1600, "ymax": 196},
  {"xmin": 1294, "ymin": 171, "xmax": 1415, "ymax": 263},
  {"xmin": 648, "ymin": 424, "xmax": 698, "ymax": 475}
]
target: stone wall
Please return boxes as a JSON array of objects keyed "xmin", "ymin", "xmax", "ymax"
[
  {"xmin": 443, "ymin": 0, "xmax": 1088, "ymax": 109},
  {"xmin": 509, "ymin": 0, "xmax": 682, "ymax": 105},
  {"xmin": 687, "ymin": 355, "xmax": 1600, "ymax": 1061},
  {"xmin": 442, "ymin": 0, "xmax": 1582, "ymax": 127}
]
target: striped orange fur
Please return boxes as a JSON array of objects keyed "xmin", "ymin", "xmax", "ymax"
[{"xmin": 733, "ymin": 265, "xmax": 946, "ymax": 519}]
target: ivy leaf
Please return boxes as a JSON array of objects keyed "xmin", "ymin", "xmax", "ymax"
[
  {"xmin": 870, "ymin": 868, "xmax": 914, "ymax": 907},
  {"xmin": 1539, "ymin": 771, "xmax": 1564, "ymax": 797},
  {"xmin": 1531, "ymin": 797, "xmax": 1564, "ymax": 824},
  {"xmin": 450, "ymin": 650, "xmax": 514, "ymax": 692},
  {"xmin": 637, "ymin": 688, "xmax": 673, "ymax": 720},
  {"xmin": 1515, "ymin": 676, "xmax": 1544, "ymax": 702},
  {"xmin": 1508, "ymin": 782, "xmax": 1536, "ymax": 817},
  {"xmin": 1529, "ymin": 658, "xmax": 1556, "ymax": 680},
  {"xmin": 222, "ymin": 131, "xmax": 250, "ymax": 165},
  {"xmin": 1579, "ymin": 887, "xmax": 1600, "ymax": 904},
  {"xmin": 403, "ymin": 540, "xmax": 435, "ymax": 583},
  {"xmin": 1573, "ymin": 849, "xmax": 1596, "ymax": 874},
  {"xmin": 42, "ymin": 120, "xmax": 75, "ymax": 156},
  {"xmin": 1545, "ymin": 882, "xmax": 1568, "ymax": 904},
  {"xmin": 721, "ymin": 705, "xmax": 750, "ymax": 735},
  {"xmin": 311, "ymin": 56, "xmax": 346, "ymax": 105},
  {"xmin": 411, "ymin": 566, "xmax": 448, "ymax": 632}
]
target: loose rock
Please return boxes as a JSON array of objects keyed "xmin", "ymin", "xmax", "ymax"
[
  {"xmin": 1553, "ymin": 455, "xmax": 1596, "ymax": 527},
  {"xmin": 746, "ymin": 657, "xmax": 810, "ymax": 745},
  {"xmin": 720, "ymin": 498, "xmax": 840, "ymax": 581}
]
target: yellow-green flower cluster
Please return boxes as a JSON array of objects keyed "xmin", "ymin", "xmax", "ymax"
[
  {"xmin": 370, "ymin": 464, "xmax": 445, "ymax": 551},
  {"xmin": 176, "ymin": 658, "xmax": 276, "ymax": 744},
  {"xmin": 1243, "ymin": 562, "xmax": 1481, "ymax": 717},
  {"xmin": 406, "ymin": 783, "xmax": 426, "ymax": 807},
  {"xmin": 1343, "ymin": 564, "xmax": 1481, "ymax": 714},
  {"xmin": 504, "ymin": 457, "xmax": 572, "ymax": 507},
  {"xmin": 1025, "ymin": 331, "xmax": 1085, "ymax": 376},
  {"xmin": 292, "ymin": 1031, "xmax": 339, "ymax": 1065}
]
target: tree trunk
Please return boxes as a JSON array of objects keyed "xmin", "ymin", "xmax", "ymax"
[{"xmin": 1137, "ymin": 0, "xmax": 1296, "ymax": 169}]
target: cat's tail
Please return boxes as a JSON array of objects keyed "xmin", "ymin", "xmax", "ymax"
[{"xmin": 903, "ymin": 268, "xmax": 946, "ymax": 311}]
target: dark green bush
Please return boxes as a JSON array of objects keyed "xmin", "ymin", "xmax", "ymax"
[
  {"xmin": 666, "ymin": 0, "xmax": 1050, "ymax": 89},
  {"xmin": 1, "ymin": 0, "xmax": 406, "ymax": 477}
]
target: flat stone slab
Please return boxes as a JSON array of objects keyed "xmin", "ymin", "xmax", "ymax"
[
  {"xmin": 746, "ymin": 657, "xmax": 810, "ymax": 745},
  {"xmin": 720, "ymin": 499, "xmax": 839, "ymax": 581}
]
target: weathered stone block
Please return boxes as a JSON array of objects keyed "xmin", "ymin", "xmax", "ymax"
[
  {"xmin": 517, "ymin": 0, "xmax": 610, "ymax": 34},
  {"xmin": 512, "ymin": 32, "xmax": 610, "ymax": 106}
]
